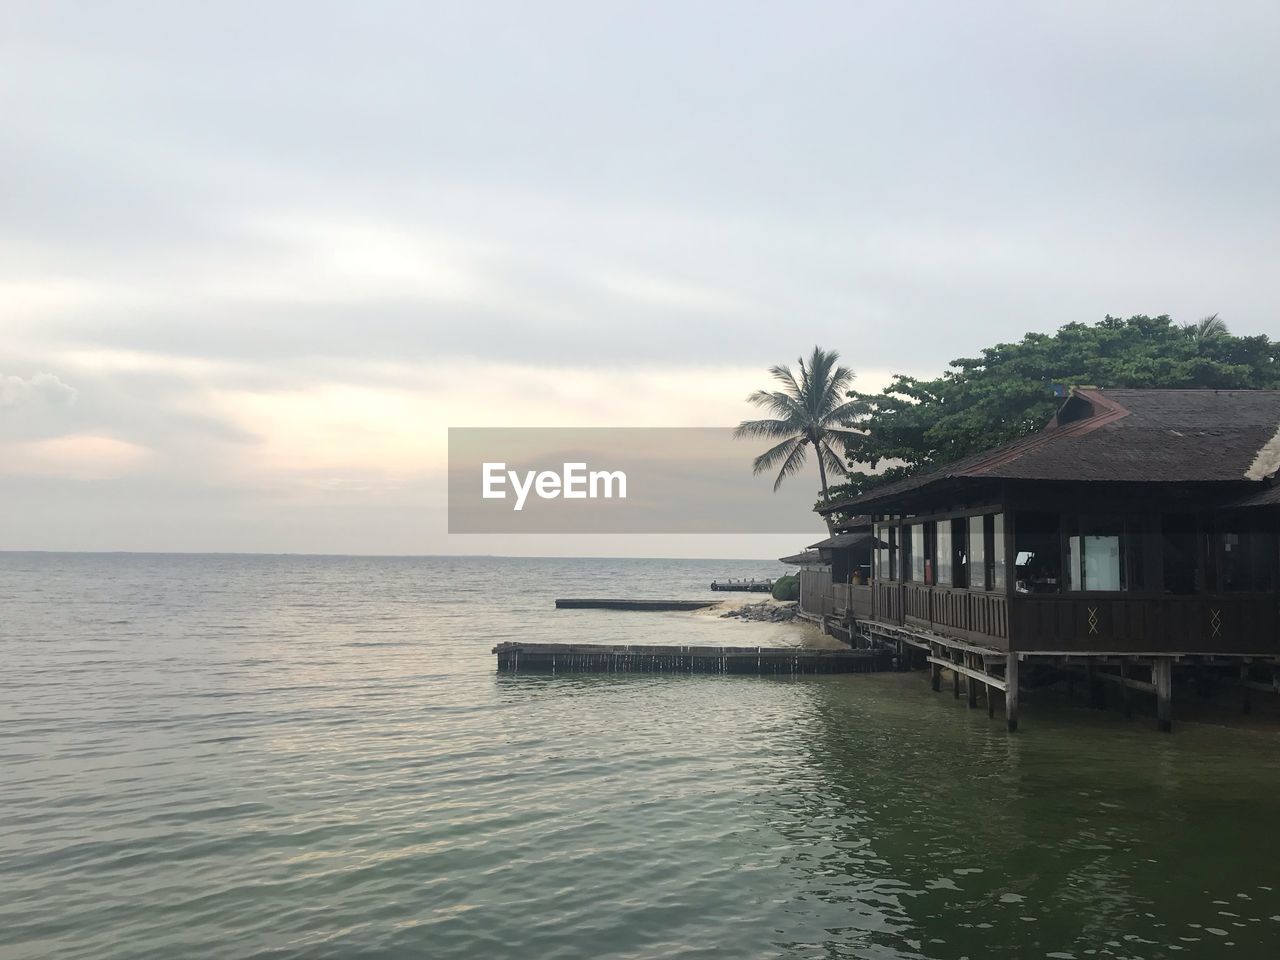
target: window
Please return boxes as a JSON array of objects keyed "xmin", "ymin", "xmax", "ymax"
[
  {"xmin": 874, "ymin": 523, "xmax": 898, "ymax": 582},
  {"xmin": 907, "ymin": 524, "xmax": 924, "ymax": 581},
  {"xmin": 1013, "ymin": 512, "xmax": 1062, "ymax": 594},
  {"xmin": 951, "ymin": 517, "xmax": 968, "ymax": 588},
  {"xmin": 1218, "ymin": 524, "xmax": 1277, "ymax": 592},
  {"xmin": 968, "ymin": 515, "xmax": 986, "ymax": 589},
  {"xmin": 935, "ymin": 520, "xmax": 952, "ymax": 586},
  {"xmin": 1067, "ymin": 518, "xmax": 1124, "ymax": 591},
  {"xmin": 987, "ymin": 513, "xmax": 1006, "ymax": 590},
  {"xmin": 1162, "ymin": 514, "xmax": 1199, "ymax": 595}
]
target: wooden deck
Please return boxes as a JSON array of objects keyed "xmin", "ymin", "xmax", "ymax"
[{"xmin": 493, "ymin": 642, "xmax": 893, "ymax": 674}]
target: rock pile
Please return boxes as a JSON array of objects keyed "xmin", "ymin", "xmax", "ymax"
[{"xmin": 720, "ymin": 601, "xmax": 799, "ymax": 623}]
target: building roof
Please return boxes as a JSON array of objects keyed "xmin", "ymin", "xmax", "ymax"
[
  {"xmin": 820, "ymin": 388, "xmax": 1280, "ymax": 514},
  {"xmin": 807, "ymin": 531, "xmax": 874, "ymax": 550},
  {"xmin": 778, "ymin": 549, "xmax": 824, "ymax": 566},
  {"xmin": 831, "ymin": 514, "xmax": 872, "ymax": 532},
  {"xmin": 1225, "ymin": 483, "xmax": 1280, "ymax": 509}
]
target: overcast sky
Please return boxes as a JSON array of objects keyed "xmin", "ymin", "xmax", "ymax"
[{"xmin": 3, "ymin": 1, "xmax": 1278, "ymax": 557}]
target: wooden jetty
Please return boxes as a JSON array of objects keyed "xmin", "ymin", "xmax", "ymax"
[
  {"xmin": 493, "ymin": 642, "xmax": 893, "ymax": 674},
  {"xmin": 555, "ymin": 598, "xmax": 717, "ymax": 611},
  {"xmin": 710, "ymin": 578, "xmax": 774, "ymax": 592}
]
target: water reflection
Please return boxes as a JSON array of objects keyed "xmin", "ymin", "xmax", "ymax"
[{"xmin": 781, "ymin": 674, "xmax": 1280, "ymax": 958}]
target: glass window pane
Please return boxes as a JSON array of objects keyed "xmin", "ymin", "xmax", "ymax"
[
  {"xmin": 910, "ymin": 524, "xmax": 924, "ymax": 582},
  {"xmin": 1014, "ymin": 512, "xmax": 1061, "ymax": 594},
  {"xmin": 988, "ymin": 514, "xmax": 1007, "ymax": 591},
  {"xmin": 951, "ymin": 518, "xmax": 968, "ymax": 589},
  {"xmin": 1162, "ymin": 514, "xmax": 1198, "ymax": 594},
  {"xmin": 936, "ymin": 522, "xmax": 953, "ymax": 586},
  {"xmin": 968, "ymin": 516, "xmax": 985, "ymax": 590},
  {"xmin": 1219, "ymin": 525, "xmax": 1278, "ymax": 592},
  {"xmin": 1067, "ymin": 518, "xmax": 1126, "ymax": 592}
]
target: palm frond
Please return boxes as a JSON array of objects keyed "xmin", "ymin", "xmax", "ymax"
[
  {"xmin": 744, "ymin": 389, "xmax": 808, "ymax": 422},
  {"xmin": 734, "ymin": 418, "xmax": 801, "ymax": 441},
  {"xmin": 749, "ymin": 435, "xmax": 805, "ymax": 478},
  {"xmin": 822, "ymin": 398, "xmax": 867, "ymax": 425},
  {"xmin": 817, "ymin": 439, "xmax": 848, "ymax": 479},
  {"xmin": 767, "ymin": 364, "xmax": 802, "ymax": 399},
  {"xmin": 768, "ymin": 437, "xmax": 811, "ymax": 492}
]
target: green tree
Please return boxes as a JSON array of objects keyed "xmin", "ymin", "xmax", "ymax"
[
  {"xmin": 1185, "ymin": 312, "xmax": 1228, "ymax": 341},
  {"xmin": 829, "ymin": 314, "xmax": 1280, "ymax": 503},
  {"xmin": 734, "ymin": 347, "xmax": 864, "ymax": 512}
]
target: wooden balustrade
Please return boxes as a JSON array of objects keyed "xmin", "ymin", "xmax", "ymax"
[
  {"xmin": 869, "ymin": 581, "xmax": 1010, "ymax": 649},
  {"xmin": 1009, "ymin": 594, "xmax": 1279, "ymax": 653},
  {"xmin": 864, "ymin": 580, "xmax": 1279, "ymax": 654}
]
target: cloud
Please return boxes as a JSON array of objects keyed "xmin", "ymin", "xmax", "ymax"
[
  {"xmin": 0, "ymin": 434, "xmax": 150, "ymax": 480},
  {"xmin": 0, "ymin": 373, "xmax": 78, "ymax": 411},
  {"xmin": 2, "ymin": 1, "xmax": 1279, "ymax": 553}
]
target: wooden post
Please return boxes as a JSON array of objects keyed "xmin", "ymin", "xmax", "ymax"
[
  {"xmin": 930, "ymin": 660, "xmax": 941, "ymax": 692},
  {"xmin": 953, "ymin": 661, "xmax": 961, "ymax": 699},
  {"xmin": 987, "ymin": 680, "xmax": 995, "ymax": 719},
  {"xmin": 1005, "ymin": 653, "xmax": 1020, "ymax": 732},
  {"xmin": 966, "ymin": 655, "xmax": 978, "ymax": 709},
  {"xmin": 1240, "ymin": 662, "xmax": 1252, "ymax": 715},
  {"xmin": 1120, "ymin": 661, "xmax": 1132, "ymax": 719},
  {"xmin": 1154, "ymin": 657, "xmax": 1173, "ymax": 733},
  {"xmin": 1088, "ymin": 663, "xmax": 1107, "ymax": 710}
]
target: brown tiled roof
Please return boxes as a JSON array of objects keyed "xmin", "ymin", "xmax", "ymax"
[{"xmin": 821, "ymin": 388, "xmax": 1280, "ymax": 514}]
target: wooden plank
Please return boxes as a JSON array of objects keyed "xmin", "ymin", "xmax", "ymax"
[
  {"xmin": 555, "ymin": 598, "xmax": 717, "ymax": 611},
  {"xmin": 1154, "ymin": 657, "xmax": 1173, "ymax": 733},
  {"xmin": 1006, "ymin": 653, "xmax": 1020, "ymax": 733},
  {"xmin": 926, "ymin": 656, "xmax": 1008, "ymax": 692}
]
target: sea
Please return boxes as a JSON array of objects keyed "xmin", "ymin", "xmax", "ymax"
[{"xmin": 3, "ymin": 553, "xmax": 1280, "ymax": 960}]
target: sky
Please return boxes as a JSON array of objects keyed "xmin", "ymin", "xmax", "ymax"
[{"xmin": 2, "ymin": 1, "xmax": 1278, "ymax": 557}]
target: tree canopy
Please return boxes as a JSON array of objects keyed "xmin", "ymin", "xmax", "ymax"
[{"xmin": 828, "ymin": 314, "xmax": 1280, "ymax": 502}]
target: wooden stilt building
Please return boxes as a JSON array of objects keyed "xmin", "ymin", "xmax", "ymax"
[{"xmin": 815, "ymin": 388, "xmax": 1280, "ymax": 732}]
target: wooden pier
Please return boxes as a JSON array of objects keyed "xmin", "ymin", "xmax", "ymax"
[
  {"xmin": 709, "ymin": 578, "xmax": 774, "ymax": 592},
  {"xmin": 493, "ymin": 642, "xmax": 893, "ymax": 674},
  {"xmin": 555, "ymin": 598, "xmax": 718, "ymax": 611}
]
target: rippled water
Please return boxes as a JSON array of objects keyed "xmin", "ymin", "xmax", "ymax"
[{"xmin": 3, "ymin": 553, "xmax": 1280, "ymax": 960}]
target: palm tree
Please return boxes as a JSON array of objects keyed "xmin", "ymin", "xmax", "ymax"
[
  {"xmin": 734, "ymin": 347, "xmax": 863, "ymax": 516},
  {"xmin": 1185, "ymin": 313, "xmax": 1228, "ymax": 341}
]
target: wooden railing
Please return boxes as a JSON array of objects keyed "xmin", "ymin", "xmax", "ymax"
[
  {"xmin": 798, "ymin": 569, "xmax": 832, "ymax": 618},
  {"xmin": 866, "ymin": 582, "xmax": 1280, "ymax": 654},
  {"xmin": 869, "ymin": 581, "xmax": 1010, "ymax": 649},
  {"xmin": 830, "ymin": 583, "xmax": 873, "ymax": 621},
  {"xmin": 1009, "ymin": 594, "xmax": 1280, "ymax": 654}
]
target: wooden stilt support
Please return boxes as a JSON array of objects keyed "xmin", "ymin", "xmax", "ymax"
[
  {"xmin": 953, "ymin": 661, "xmax": 961, "ymax": 699},
  {"xmin": 966, "ymin": 655, "xmax": 978, "ymax": 709},
  {"xmin": 930, "ymin": 660, "xmax": 941, "ymax": 692},
  {"xmin": 1005, "ymin": 653, "xmax": 1020, "ymax": 733},
  {"xmin": 1154, "ymin": 657, "xmax": 1173, "ymax": 733},
  {"xmin": 1087, "ymin": 663, "xmax": 1107, "ymax": 710},
  {"xmin": 1120, "ymin": 661, "xmax": 1132, "ymax": 719},
  {"xmin": 1240, "ymin": 663, "xmax": 1252, "ymax": 715}
]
